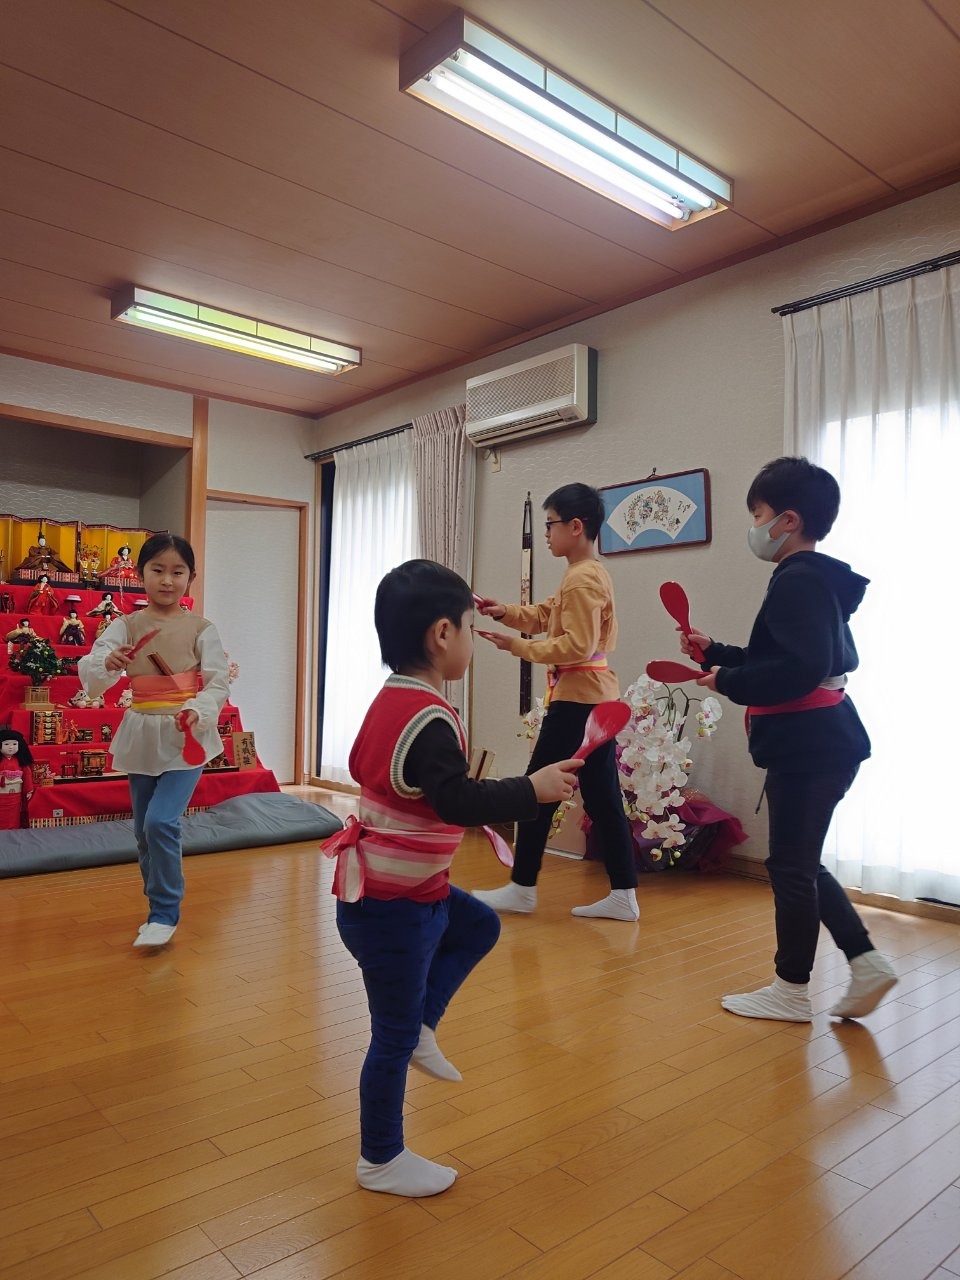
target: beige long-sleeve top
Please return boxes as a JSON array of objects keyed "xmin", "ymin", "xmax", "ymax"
[
  {"xmin": 500, "ymin": 558, "xmax": 621, "ymax": 703},
  {"xmin": 79, "ymin": 612, "xmax": 230, "ymax": 775}
]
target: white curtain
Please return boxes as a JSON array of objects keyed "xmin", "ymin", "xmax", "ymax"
[
  {"xmin": 785, "ymin": 265, "xmax": 960, "ymax": 904},
  {"xmin": 320, "ymin": 432, "xmax": 419, "ymax": 784},
  {"xmin": 411, "ymin": 404, "xmax": 476, "ymax": 718}
]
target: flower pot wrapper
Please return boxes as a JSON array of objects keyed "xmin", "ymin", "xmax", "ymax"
[{"xmin": 585, "ymin": 789, "xmax": 746, "ymax": 872}]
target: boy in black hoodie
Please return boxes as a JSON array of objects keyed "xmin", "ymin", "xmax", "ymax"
[{"xmin": 681, "ymin": 457, "xmax": 896, "ymax": 1022}]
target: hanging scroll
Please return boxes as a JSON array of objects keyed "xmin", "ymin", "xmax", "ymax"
[{"xmin": 519, "ymin": 491, "xmax": 532, "ymax": 715}]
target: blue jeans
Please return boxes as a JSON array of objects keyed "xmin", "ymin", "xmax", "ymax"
[
  {"xmin": 336, "ymin": 886, "xmax": 501, "ymax": 1163},
  {"xmin": 129, "ymin": 768, "xmax": 203, "ymax": 925}
]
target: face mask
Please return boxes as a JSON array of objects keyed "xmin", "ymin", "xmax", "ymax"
[{"xmin": 748, "ymin": 514, "xmax": 791, "ymax": 562}]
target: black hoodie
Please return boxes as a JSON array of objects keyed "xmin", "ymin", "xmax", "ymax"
[{"xmin": 704, "ymin": 551, "xmax": 871, "ymax": 772}]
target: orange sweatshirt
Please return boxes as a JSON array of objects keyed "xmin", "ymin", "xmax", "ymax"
[{"xmin": 500, "ymin": 559, "xmax": 621, "ymax": 704}]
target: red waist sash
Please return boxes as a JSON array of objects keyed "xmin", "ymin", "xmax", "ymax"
[
  {"xmin": 749, "ymin": 688, "xmax": 845, "ymax": 716},
  {"xmin": 745, "ymin": 686, "xmax": 844, "ymax": 732}
]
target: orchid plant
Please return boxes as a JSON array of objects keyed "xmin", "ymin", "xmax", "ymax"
[
  {"xmin": 518, "ymin": 677, "xmax": 723, "ymax": 857},
  {"xmin": 617, "ymin": 675, "xmax": 722, "ymax": 849}
]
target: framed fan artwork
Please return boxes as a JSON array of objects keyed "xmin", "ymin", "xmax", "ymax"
[{"xmin": 597, "ymin": 468, "xmax": 711, "ymax": 556}]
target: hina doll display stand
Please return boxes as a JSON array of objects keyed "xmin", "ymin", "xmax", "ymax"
[{"xmin": 1, "ymin": 581, "xmax": 280, "ymax": 830}]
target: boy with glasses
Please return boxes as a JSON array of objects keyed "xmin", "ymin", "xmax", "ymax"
[{"xmin": 474, "ymin": 483, "xmax": 639, "ymax": 921}]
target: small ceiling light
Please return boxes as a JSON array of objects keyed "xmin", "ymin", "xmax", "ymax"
[
  {"xmin": 401, "ymin": 10, "xmax": 731, "ymax": 229},
  {"xmin": 111, "ymin": 287, "xmax": 361, "ymax": 375}
]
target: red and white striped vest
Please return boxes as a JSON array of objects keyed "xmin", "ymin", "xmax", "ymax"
[{"xmin": 323, "ymin": 676, "xmax": 467, "ymax": 903}]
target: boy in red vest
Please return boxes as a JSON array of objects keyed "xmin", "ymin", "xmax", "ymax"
[
  {"xmin": 323, "ymin": 560, "xmax": 581, "ymax": 1197},
  {"xmin": 682, "ymin": 457, "xmax": 896, "ymax": 1022}
]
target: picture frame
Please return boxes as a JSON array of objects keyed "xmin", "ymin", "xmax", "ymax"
[{"xmin": 598, "ymin": 468, "xmax": 711, "ymax": 556}]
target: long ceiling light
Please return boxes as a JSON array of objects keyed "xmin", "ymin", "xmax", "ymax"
[
  {"xmin": 400, "ymin": 11, "xmax": 731, "ymax": 229},
  {"xmin": 111, "ymin": 288, "xmax": 361, "ymax": 375}
]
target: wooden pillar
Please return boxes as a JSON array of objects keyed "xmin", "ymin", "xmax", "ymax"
[{"xmin": 188, "ymin": 397, "xmax": 209, "ymax": 613}]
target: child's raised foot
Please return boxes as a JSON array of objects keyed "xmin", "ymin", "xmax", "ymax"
[
  {"xmin": 830, "ymin": 951, "xmax": 897, "ymax": 1019},
  {"xmin": 133, "ymin": 922, "xmax": 177, "ymax": 947},
  {"xmin": 411, "ymin": 1025, "xmax": 462, "ymax": 1082},
  {"xmin": 471, "ymin": 882, "xmax": 537, "ymax": 914},
  {"xmin": 357, "ymin": 1148, "xmax": 457, "ymax": 1196}
]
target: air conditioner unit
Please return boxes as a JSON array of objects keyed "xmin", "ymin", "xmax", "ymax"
[{"xmin": 465, "ymin": 344, "xmax": 597, "ymax": 446}]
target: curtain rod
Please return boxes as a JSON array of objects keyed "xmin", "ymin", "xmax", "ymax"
[
  {"xmin": 304, "ymin": 423, "xmax": 411, "ymax": 462},
  {"xmin": 772, "ymin": 249, "xmax": 960, "ymax": 317}
]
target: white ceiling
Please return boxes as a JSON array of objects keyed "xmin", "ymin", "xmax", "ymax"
[{"xmin": 1, "ymin": 0, "xmax": 959, "ymax": 417}]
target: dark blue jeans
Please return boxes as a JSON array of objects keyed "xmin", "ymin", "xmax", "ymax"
[
  {"xmin": 514, "ymin": 699, "xmax": 637, "ymax": 889},
  {"xmin": 336, "ymin": 886, "xmax": 500, "ymax": 1163},
  {"xmin": 765, "ymin": 768, "xmax": 872, "ymax": 985}
]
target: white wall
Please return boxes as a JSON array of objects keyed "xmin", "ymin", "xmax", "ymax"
[
  {"xmin": 140, "ymin": 449, "xmax": 189, "ymax": 534},
  {"xmin": 0, "ymin": 353, "xmax": 193, "ymax": 435},
  {"xmin": 206, "ymin": 400, "xmax": 317, "ymax": 780},
  {"xmin": 205, "ymin": 499, "xmax": 301, "ymax": 783},
  {"xmin": 313, "ymin": 181, "xmax": 960, "ymax": 858},
  {"xmin": 0, "ymin": 417, "xmax": 144, "ymax": 526},
  {"xmin": 207, "ymin": 400, "xmax": 315, "ymax": 501}
]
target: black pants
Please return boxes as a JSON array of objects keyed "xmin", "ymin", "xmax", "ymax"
[
  {"xmin": 512, "ymin": 700, "xmax": 638, "ymax": 890},
  {"xmin": 765, "ymin": 767, "xmax": 872, "ymax": 985}
]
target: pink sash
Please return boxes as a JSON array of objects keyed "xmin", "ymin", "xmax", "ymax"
[{"xmin": 322, "ymin": 815, "xmax": 512, "ymax": 903}]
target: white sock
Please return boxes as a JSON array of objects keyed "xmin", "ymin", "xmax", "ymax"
[
  {"xmin": 471, "ymin": 882, "xmax": 537, "ymax": 914},
  {"xmin": 721, "ymin": 975, "xmax": 812, "ymax": 1022},
  {"xmin": 571, "ymin": 888, "xmax": 639, "ymax": 921},
  {"xmin": 410, "ymin": 1025, "xmax": 462, "ymax": 1082},
  {"xmin": 831, "ymin": 951, "xmax": 897, "ymax": 1019},
  {"xmin": 357, "ymin": 1148, "xmax": 457, "ymax": 1197},
  {"xmin": 133, "ymin": 922, "xmax": 177, "ymax": 947}
]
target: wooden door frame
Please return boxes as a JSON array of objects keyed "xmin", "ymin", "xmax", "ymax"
[{"xmin": 205, "ymin": 489, "xmax": 309, "ymax": 784}]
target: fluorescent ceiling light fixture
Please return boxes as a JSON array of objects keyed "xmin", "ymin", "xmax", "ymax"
[
  {"xmin": 111, "ymin": 287, "xmax": 361, "ymax": 375},
  {"xmin": 401, "ymin": 11, "xmax": 731, "ymax": 229}
]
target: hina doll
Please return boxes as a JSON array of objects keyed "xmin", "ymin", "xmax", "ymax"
[
  {"xmin": 106, "ymin": 545, "xmax": 139, "ymax": 583},
  {"xmin": 0, "ymin": 727, "xmax": 34, "ymax": 830},
  {"xmin": 59, "ymin": 610, "xmax": 87, "ymax": 646},
  {"xmin": 26, "ymin": 574, "xmax": 58, "ymax": 615}
]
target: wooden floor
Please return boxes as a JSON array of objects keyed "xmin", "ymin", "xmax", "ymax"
[{"xmin": 2, "ymin": 797, "xmax": 960, "ymax": 1280}]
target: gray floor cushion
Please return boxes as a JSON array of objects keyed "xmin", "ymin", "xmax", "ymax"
[{"xmin": 0, "ymin": 792, "xmax": 343, "ymax": 878}]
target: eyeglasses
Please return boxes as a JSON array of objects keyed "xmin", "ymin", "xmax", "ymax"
[{"xmin": 544, "ymin": 519, "xmax": 568, "ymax": 531}]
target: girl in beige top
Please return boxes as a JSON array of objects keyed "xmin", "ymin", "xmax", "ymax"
[{"xmin": 80, "ymin": 534, "xmax": 229, "ymax": 948}]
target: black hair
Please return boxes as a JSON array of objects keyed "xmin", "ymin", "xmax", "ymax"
[
  {"xmin": 118, "ymin": 544, "xmax": 131, "ymax": 555},
  {"xmin": 18, "ymin": 618, "xmax": 29, "ymax": 627},
  {"xmin": 543, "ymin": 483, "xmax": 606, "ymax": 541},
  {"xmin": 374, "ymin": 559, "xmax": 473, "ymax": 673},
  {"xmin": 0, "ymin": 726, "xmax": 34, "ymax": 766},
  {"xmin": 137, "ymin": 534, "xmax": 196, "ymax": 576},
  {"xmin": 746, "ymin": 456, "xmax": 840, "ymax": 541}
]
